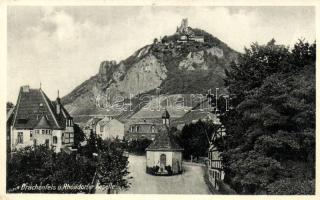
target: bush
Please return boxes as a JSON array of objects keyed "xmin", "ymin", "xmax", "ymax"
[
  {"xmin": 146, "ymin": 165, "xmax": 160, "ymax": 175},
  {"xmin": 165, "ymin": 165, "xmax": 172, "ymax": 175},
  {"xmin": 127, "ymin": 138, "xmax": 152, "ymax": 155}
]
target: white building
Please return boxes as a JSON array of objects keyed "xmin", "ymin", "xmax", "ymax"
[
  {"xmin": 146, "ymin": 110, "xmax": 184, "ymax": 175},
  {"xmin": 10, "ymin": 85, "xmax": 75, "ymax": 153},
  {"xmin": 96, "ymin": 117, "xmax": 124, "ymax": 140}
]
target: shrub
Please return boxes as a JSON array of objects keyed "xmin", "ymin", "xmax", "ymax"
[{"xmin": 165, "ymin": 165, "xmax": 173, "ymax": 175}]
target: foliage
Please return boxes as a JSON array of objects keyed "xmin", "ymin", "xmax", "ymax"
[
  {"xmin": 73, "ymin": 123, "xmax": 86, "ymax": 147},
  {"xmin": 220, "ymin": 39, "xmax": 315, "ymax": 194},
  {"xmin": 175, "ymin": 120, "xmax": 220, "ymax": 160},
  {"xmin": 95, "ymin": 139, "xmax": 131, "ymax": 193},
  {"xmin": 146, "ymin": 165, "xmax": 160, "ymax": 175},
  {"xmin": 7, "ymin": 102, "xmax": 14, "ymax": 110},
  {"xmin": 8, "ymin": 133, "xmax": 131, "ymax": 193},
  {"xmin": 127, "ymin": 138, "xmax": 152, "ymax": 155},
  {"xmin": 7, "ymin": 145, "xmax": 95, "ymax": 193},
  {"xmin": 165, "ymin": 165, "xmax": 173, "ymax": 175}
]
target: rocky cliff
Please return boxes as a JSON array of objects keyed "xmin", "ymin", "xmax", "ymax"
[{"xmin": 61, "ymin": 25, "xmax": 240, "ymax": 122}]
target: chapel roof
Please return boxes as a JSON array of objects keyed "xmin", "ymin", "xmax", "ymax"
[{"xmin": 146, "ymin": 126, "xmax": 183, "ymax": 151}]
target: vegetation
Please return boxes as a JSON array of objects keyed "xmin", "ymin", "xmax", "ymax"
[
  {"xmin": 219, "ymin": 39, "xmax": 315, "ymax": 194},
  {"xmin": 7, "ymin": 102, "xmax": 14, "ymax": 110},
  {"xmin": 7, "ymin": 145, "xmax": 95, "ymax": 193},
  {"xmin": 7, "ymin": 132, "xmax": 130, "ymax": 193},
  {"xmin": 73, "ymin": 123, "xmax": 86, "ymax": 147},
  {"xmin": 175, "ymin": 120, "xmax": 220, "ymax": 160},
  {"xmin": 126, "ymin": 138, "xmax": 152, "ymax": 155}
]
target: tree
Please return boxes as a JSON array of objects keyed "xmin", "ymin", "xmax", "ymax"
[
  {"xmin": 175, "ymin": 120, "xmax": 219, "ymax": 160},
  {"xmin": 127, "ymin": 138, "xmax": 152, "ymax": 155},
  {"xmin": 73, "ymin": 123, "xmax": 86, "ymax": 147},
  {"xmin": 95, "ymin": 139, "xmax": 130, "ymax": 193},
  {"xmin": 7, "ymin": 145, "xmax": 95, "ymax": 193},
  {"xmin": 220, "ymin": 39, "xmax": 315, "ymax": 194},
  {"xmin": 7, "ymin": 102, "xmax": 14, "ymax": 110},
  {"xmin": 7, "ymin": 136, "xmax": 131, "ymax": 193}
]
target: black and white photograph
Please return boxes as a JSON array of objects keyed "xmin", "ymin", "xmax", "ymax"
[{"xmin": 2, "ymin": 0, "xmax": 318, "ymax": 197}]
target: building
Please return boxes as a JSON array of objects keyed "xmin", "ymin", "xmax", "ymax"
[
  {"xmin": 95, "ymin": 116, "xmax": 112, "ymax": 137},
  {"xmin": 146, "ymin": 110, "xmax": 184, "ymax": 175},
  {"xmin": 10, "ymin": 85, "xmax": 75, "ymax": 153},
  {"xmin": 83, "ymin": 117, "xmax": 103, "ymax": 138},
  {"xmin": 124, "ymin": 118, "xmax": 163, "ymax": 141},
  {"xmin": 189, "ymin": 35, "xmax": 205, "ymax": 43},
  {"xmin": 171, "ymin": 109, "xmax": 220, "ymax": 131},
  {"xmin": 207, "ymin": 124, "xmax": 226, "ymax": 190},
  {"xmin": 98, "ymin": 118, "xmax": 125, "ymax": 140},
  {"xmin": 176, "ymin": 18, "xmax": 189, "ymax": 34}
]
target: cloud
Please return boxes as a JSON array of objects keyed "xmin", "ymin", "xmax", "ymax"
[{"xmin": 7, "ymin": 6, "xmax": 315, "ymax": 103}]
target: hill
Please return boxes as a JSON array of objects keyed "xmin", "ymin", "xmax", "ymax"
[{"xmin": 61, "ymin": 19, "xmax": 240, "ymax": 123}]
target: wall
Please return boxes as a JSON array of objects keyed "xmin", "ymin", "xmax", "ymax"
[
  {"xmin": 12, "ymin": 129, "xmax": 52, "ymax": 150},
  {"xmin": 11, "ymin": 128, "xmax": 66, "ymax": 153},
  {"xmin": 172, "ymin": 151, "xmax": 183, "ymax": 173},
  {"xmin": 146, "ymin": 151, "xmax": 173, "ymax": 169},
  {"xmin": 102, "ymin": 119, "xmax": 124, "ymax": 139}
]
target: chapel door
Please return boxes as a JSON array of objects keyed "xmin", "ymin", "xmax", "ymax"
[{"xmin": 160, "ymin": 154, "xmax": 166, "ymax": 172}]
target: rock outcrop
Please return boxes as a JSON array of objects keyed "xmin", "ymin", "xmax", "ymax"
[{"xmin": 61, "ymin": 23, "xmax": 240, "ymax": 122}]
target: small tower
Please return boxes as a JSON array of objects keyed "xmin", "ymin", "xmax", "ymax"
[
  {"xmin": 56, "ymin": 90, "xmax": 61, "ymax": 115},
  {"xmin": 162, "ymin": 109, "xmax": 170, "ymax": 126}
]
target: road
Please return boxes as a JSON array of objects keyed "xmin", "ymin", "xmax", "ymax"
[{"xmin": 120, "ymin": 155, "xmax": 211, "ymax": 194}]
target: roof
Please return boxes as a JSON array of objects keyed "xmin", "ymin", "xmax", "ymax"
[
  {"xmin": 34, "ymin": 115, "xmax": 52, "ymax": 129},
  {"xmin": 171, "ymin": 110, "xmax": 220, "ymax": 128},
  {"xmin": 12, "ymin": 86, "xmax": 72, "ymax": 130},
  {"xmin": 86, "ymin": 117, "xmax": 103, "ymax": 126},
  {"xmin": 146, "ymin": 126, "xmax": 183, "ymax": 151},
  {"xmin": 97, "ymin": 117, "xmax": 112, "ymax": 127}
]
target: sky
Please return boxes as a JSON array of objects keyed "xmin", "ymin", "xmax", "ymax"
[{"xmin": 7, "ymin": 6, "xmax": 315, "ymax": 103}]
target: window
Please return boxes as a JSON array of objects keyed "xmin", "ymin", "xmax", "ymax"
[
  {"xmin": 69, "ymin": 133, "xmax": 74, "ymax": 143},
  {"xmin": 136, "ymin": 126, "xmax": 140, "ymax": 133},
  {"xmin": 130, "ymin": 126, "xmax": 133, "ymax": 132},
  {"xmin": 64, "ymin": 133, "xmax": 70, "ymax": 143},
  {"xmin": 53, "ymin": 136, "xmax": 57, "ymax": 144},
  {"xmin": 35, "ymin": 130, "xmax": 39, "ymax": 134},
  {"xmin": 100, "ymin": 125, "xmax": 104, "ymax": 133},
  {"xmin": 30, "ymin": 131, "xmax": 33, "ymax": 140},
  {"xmin": 151, "ymin": 125, "xmax": 155, "ymax": 133},
  {"xmin": 17, "ymin": 132, "xmax": 23, "ymax": 144},
  {"xmin": 42, "ymin": 130, "xmax": 45, "ymax": 134}
]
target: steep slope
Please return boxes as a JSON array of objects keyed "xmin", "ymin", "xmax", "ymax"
[{"xmin": 61, "ymin": 22, "xmax": 240, "ymax": 123}]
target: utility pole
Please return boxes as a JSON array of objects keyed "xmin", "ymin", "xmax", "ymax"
[{"xmin": 215, "ymin": 88, "xmax": 219, "ymax": 114}]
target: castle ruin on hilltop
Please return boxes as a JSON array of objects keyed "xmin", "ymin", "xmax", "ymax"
[{"xmin": 176, "ymin": 18, "xmax": 204, "ymax": 43}]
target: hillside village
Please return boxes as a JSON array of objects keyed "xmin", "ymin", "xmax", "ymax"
[{"xmin": 6, "ymin": 18, "xmax": 316, "ymax": 195}]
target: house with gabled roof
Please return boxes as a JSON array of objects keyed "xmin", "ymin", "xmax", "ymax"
[
  {"xmin": 10, "ymin": 85, "xmax": 75, "ymax": 153},
  {"xmin": 98, "ymin": 118, "xmax": 125, "ymax": 140},
  {"xmin": 83, "ymin": 117, "xmax": 103, "ymax": 138}
]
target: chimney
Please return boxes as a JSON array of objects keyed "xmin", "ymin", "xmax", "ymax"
[
  {"xmin": 22, "ymin": 85, "xmax": 30, "ymax": 92},
  {"xmin": 56, "ymin": 90, "xmax": 61, "ymax": 115}
]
